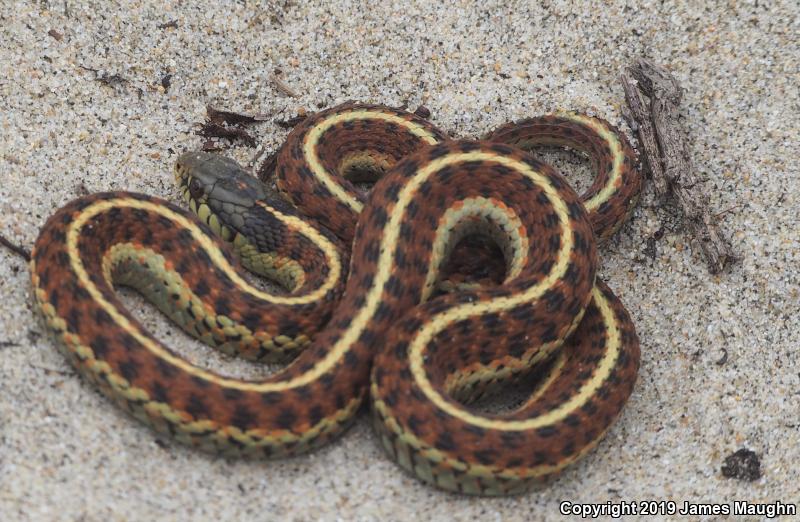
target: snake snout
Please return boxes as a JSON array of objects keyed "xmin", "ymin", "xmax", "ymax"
[{"xmin": 175, "ymin": 150, "xmax": 270, "ymax": 212}]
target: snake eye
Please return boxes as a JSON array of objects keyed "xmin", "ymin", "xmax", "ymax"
[{"xmin": 188, "ymin": 178, "xmax": 204, "ymax": 200}]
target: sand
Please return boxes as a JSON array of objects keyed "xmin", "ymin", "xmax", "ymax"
[{"xmin": 1, "ymin": 1, "xmax": 798, "ymax": 520}]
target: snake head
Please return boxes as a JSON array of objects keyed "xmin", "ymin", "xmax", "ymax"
[
  {"xmin": 176, "ymin": 151, "xmax": 267, "ymax": 204},
  {"xmin": 175, "ymin": 150, "xmax": 305, "ymax": 234},
  {"xmin": 174, "ymin": 150, "xmax": 274, "ymax": 234}
]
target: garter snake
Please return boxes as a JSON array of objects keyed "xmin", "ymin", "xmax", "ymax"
[{"xmin": 30, "ymin": 103, "xmax": 641, "ymax": 495}]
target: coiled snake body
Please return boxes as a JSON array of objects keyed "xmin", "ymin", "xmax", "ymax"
[{"xmin": 31, "ymin": 103, "xmax": 641, "ymax": 495}]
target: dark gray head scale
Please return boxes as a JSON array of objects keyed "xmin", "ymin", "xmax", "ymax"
[{"xmin": 175, "ymin": 151, "xmax": 268, "ymax": 211}]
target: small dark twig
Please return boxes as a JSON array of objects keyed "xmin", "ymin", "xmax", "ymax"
[
  {"xmin": 158, "ymin": 20, "xmax": 179, "ymax": 29},
  {"xmin": 196, "ymin": 105, "xmax": 272, "ymax": 148},
  {"xmin": 0, "ymin": 233, "xmax": 31, "ymax": 261},
  {"xmin": 201, "ymin": 140, "xmax": 222, "ymax": 152},
  {"xmin": 79, "ymin": 65, "xmax": 129, "ymax": 88},
  {"xmin": 29, "ymin": 363, "xmax": 73, "ymax": 377},
  {"xmin": 713, "ymin": 204, "xmax": 743, "ymax": 219},
  {"xmin": 196, "ymin": 123, "xmax": 256, "ymax": 147},
  {"xmin": 207, "ymin": 105, "xmax": 271, "ymax": 126},
  {"xmin": 274, "ymin": 114, "xmax": 307, "ymax": 129},
  {"xmin": 270, "ymin": 68, "xmax": 300, "ymax": 98}
]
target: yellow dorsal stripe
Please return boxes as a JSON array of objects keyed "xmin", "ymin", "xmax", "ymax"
[
  {"xmin": 67, "ymin": 198, "xmax": 341, "ymax": 391},
  {"xmin": 291, "ymin": 151, "xmax": 576, "ymax": 394},
  {"xmin": 409, "ymin": 286, "xmax": 621, "ymax": 431},
  {"xmin": 68, "ymin": 150, "xmax": 574, "ymax": 393},
  {"xmin": 421, "ymin": 196, "xmax": 528, "ymax": 301},
  {"xmin": 556, "ymin": 112, "xmax": 625, "ymax": 212},
  {"xmin": 303, "ymin": 109, "xmax": 442, "ymax": 212},
  {"xmin": 69, "ymin": 198, "xmax": 342, "ymax": 305}
]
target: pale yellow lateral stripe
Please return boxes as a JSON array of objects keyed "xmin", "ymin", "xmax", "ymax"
[
  {"xmin": 422, "ymin": 196, "xmax": 528, "ymax": 301},
  {"xmin": 69, "ymin": 151, "xmax": 568, "ymax": 393},
  {"xmin": 374, "ymin": 388, "xmax": 613, "ymax": 478},
  {"xmin": 71, "ymin": 199, "xmax": 341, "ymax": 305},
  {"xmin": 66, "ymin": 198, "xmax": 343, "ymax": 391},
  {"xmin": 298, "ymin": 151, "xmax": 575, "ymax": 393},
  {"xmin": 410, "ymin": 286, "xmax": 621, "ymax": 431},
  {"xmin": 303, "ymin": 109, "xmax": 442, "ymax": 213},
  {"xmin": 557, "ymin": 112, "xmax": 625, "ymax": 212}
]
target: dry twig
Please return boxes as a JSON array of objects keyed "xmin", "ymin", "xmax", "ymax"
[
  {"xmin": 274, "ymin": 114, "xmax": 307, "ymax": 129},
  {"xmin": 196, "ymin": 123, "xmax": 256, "ymax": 147},
  {"xmin": 79, "ymin": 65, "xmax": 129, "ymax": 88},
  {"xmin": 622, "ymin": 58, "xmax": 736, "ymax": 273},
  {"xmin": 0, "ymin": 233, "xmax": 31, "ymax": 262},
  {"xmin": 207, "ymin": 105, "xmax": 271, "ymax": 126},
  {"xmin": 195, "ymin": 105, "xmax": 273, "ymax": 148},
  {"xmin": 270, "ymin": 68, "xmax": 300, "ymax": 98}
]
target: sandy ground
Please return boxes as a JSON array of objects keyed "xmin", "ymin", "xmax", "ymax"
[{"xmin": 1, "ymin": 1, "xmax": 798, "ymax": 520}]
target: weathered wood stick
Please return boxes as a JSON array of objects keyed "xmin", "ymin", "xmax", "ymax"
[{"xmin": 622, "ymin": 58, "xmax": 736, "ymax": 274}]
